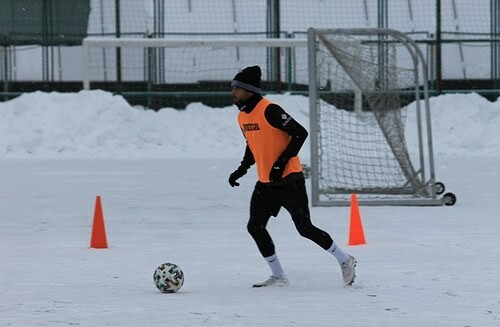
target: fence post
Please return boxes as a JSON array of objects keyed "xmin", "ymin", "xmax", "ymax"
[
  {"xmin": 266, "ymin": 0, "xmax": 281, "ymax": 92},
  {"xmin": 2, "ymin": 46, "xmax": 9, "ymax": 100},
  {"xmin": 115, "ymin": 0, "xmax": 122, "ymax": 93},
  {"xmin": 435, "ymin": 0, "xmax": 442, "ymax": 94},
  {"xmin": 492, "ymin": 0, "xmax": 500, "ymax": 90}
]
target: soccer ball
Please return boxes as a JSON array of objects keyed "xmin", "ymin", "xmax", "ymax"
[{"xmin": 153, "ymin": 262, "xmax": 184, "ymax": 293}]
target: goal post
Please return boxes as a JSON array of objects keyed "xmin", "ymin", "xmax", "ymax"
[{"xmin": 308, "ymin": 27, "xmax": 443, "ymax": 206}]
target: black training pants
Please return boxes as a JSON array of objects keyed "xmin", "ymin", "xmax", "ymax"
[{"xmin": 247, "ymin": 178, "xmax": 334, "ymax": 258}]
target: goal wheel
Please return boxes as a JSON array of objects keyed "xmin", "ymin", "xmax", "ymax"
[
  {"xmin": 442, "ymin": 192, "xmax": 457, "ymax": 206},
  {"xmin": 435, "ymin": 182, "xmax": 445, "ymax": 195}
]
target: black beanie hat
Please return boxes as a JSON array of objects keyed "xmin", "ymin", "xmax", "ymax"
[{"xmin": 231, "ymin": 65, "xmax": 261, "ymax": 94}]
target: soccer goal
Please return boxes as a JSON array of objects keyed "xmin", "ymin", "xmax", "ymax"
[
  {"xmin": 81, "ymin": 36, "xmax": 307, "ymax": 93},
  {"xmin": 81, "ymin": 32, "xmax": 455, "ymax": 206},
  {"xmin": 308, "ymin": 28, "xmax": 447, "ymax": 206}
]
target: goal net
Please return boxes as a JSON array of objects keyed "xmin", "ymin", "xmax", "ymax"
[{"xmin": 308, "ymin": 28, "xmax": 441, "ymax": 206}]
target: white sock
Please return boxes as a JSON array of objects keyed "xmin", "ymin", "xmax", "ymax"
[
  {"xmin": 265, "ymin": 254, "xmax": 285, "ymax": 278},
  {"xmin": 327, "ymin": 242, "xmax": 350, "ymax": 265}
]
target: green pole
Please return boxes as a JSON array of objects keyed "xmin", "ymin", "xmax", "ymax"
[
  {"xmin": 435, "ymin": 0, "xmax": 442, "ymax": 94},
  {"xmin": 147, "ymin": 34, "xmax": 153, "ymax": 109},
  {"xmin": 266, "ymin": 0, "xmax": 281, "ymax": 92},
  {"xmin": 115, "ymin": 0, "xmax": 122, "ymax": 93},
  {"xmin": 273, "ymin": 0, "xmax": 281, "ymax": 92},
  {"xmin": 3, "ymin": 46, "xmax": 8, "ymax": 100},
  {"xmin": 493, "ymin": 0, "xmax": 500, "ymax": 90},
  {"xmin": 42, "ymin": 0, "xmax": 49, "ymax": 81}
]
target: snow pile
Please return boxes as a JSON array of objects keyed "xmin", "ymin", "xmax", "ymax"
[{"xmin": 0, "ymin": 90, "xmax": 498, "ymax": 158}]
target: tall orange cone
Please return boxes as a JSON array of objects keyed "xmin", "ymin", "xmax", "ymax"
[
  {"xmin": 348, "ymin": 193, "xmax": 366, "ymax": 246},
  {"xmin": 90, "ymin": 195, "xmax": 108, "ymax": 249}
]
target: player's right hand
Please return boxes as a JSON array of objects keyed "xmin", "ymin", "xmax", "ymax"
[{"xmin": 228, "ymin": 167, "xmax": 247, "ymax": 187}]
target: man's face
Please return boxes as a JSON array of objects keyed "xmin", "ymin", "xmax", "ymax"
[{"xmin": 231, "ymin": 86, "xmax": 253, "ymax": 105}]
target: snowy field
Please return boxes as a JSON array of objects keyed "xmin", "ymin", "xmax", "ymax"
[{"xmin": 0, "ymin": 91, "xmax": 499, "ymax": 326}]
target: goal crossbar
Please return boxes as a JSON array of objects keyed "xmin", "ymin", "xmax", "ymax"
[{"xmin": 82, "ymin": 37, "xmax": 308, "ymax": 48}]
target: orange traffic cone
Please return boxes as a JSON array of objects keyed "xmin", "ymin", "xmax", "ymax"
[
  {"xmin": 348, "ymin": 193, "xmax": 366, "ymax": 246},
  {"xmin": 90, "ymin": 195, "xmax": 108, "ymax": 249}
]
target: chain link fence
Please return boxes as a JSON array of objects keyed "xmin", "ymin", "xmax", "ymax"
[{"xmin": 0, "ymin": 0, "xmax": 498, "ymax": 106}]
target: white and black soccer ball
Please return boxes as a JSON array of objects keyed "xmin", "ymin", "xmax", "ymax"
[{"xmin": 153, "ymin": 262, "xmax": 184, "ymax": 293}]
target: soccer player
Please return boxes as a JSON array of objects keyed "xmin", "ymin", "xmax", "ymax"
[{"xmin": 228, "ymin": 65, "xmax": 357, "ymax": 287}]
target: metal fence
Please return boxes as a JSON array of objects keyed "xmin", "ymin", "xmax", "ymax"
[{"xmin": 0, "ymin": 0, "xmax": 498, "ymax": 106}]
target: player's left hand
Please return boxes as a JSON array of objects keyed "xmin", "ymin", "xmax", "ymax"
[{"xmin": 269, "ymin": 156, "xmax": 288, "ymax": 182}]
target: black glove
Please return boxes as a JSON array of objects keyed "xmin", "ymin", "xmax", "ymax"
[
  {"xmin": 228, "ymin": 166, "xmax": 248, "ymax": 187},
  {"xmin": 269, "ymin": 155, "xmax": 289, "ymax": 183}
]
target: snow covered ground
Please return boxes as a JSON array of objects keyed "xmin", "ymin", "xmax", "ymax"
[{"xmin": 0, "ymin": 91, "xmax": 499, "ymax": 326}]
